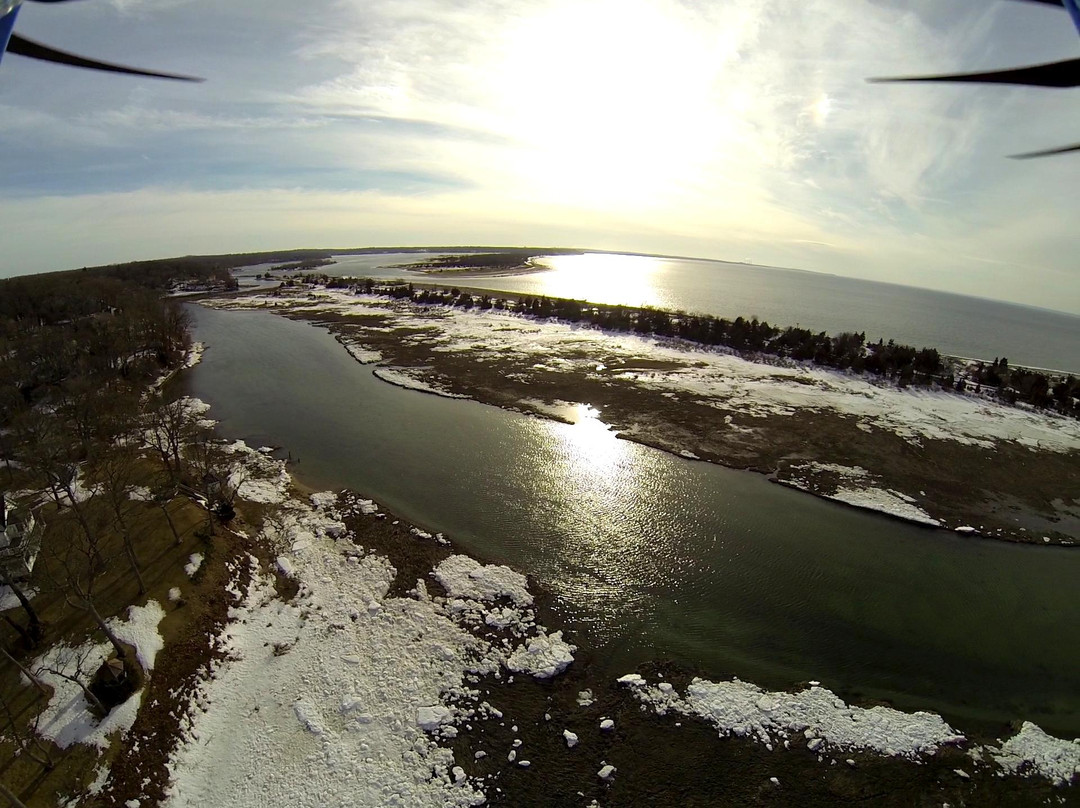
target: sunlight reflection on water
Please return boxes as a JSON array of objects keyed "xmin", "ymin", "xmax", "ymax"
[
  {"xmin": 530, "ymin": 253, "xmax": 674, "ymax": 310},
  {"xmin": 531, "ymin": 403, "xmax": 685, "ymax": 625}
]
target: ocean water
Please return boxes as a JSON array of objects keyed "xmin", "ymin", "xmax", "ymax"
[{"xmin": 324, "ymin": 252, "xmax": 1080, "ymax": 374}]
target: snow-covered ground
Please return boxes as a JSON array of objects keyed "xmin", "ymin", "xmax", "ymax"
[
  {"xmin": 28, "ymin": 601, "xmax": 165, "ymax": 750},
  {"xmin": 202, "ymin": 290, "xmax": 1080, "ymax": 455},
  {"xmin": 162, "ymin": 487, "xmax": 577, "ymax": 806},
  {"xmin": 618, "ymin": 673, "xmax": 1080, "ymax": 784}
]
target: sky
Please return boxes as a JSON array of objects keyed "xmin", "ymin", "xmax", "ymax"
[{"xmin": 1, "ymin": 0, "xmax": 1078, "ymax": 314}]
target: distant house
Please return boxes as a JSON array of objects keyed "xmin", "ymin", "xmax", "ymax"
[{"xmin": 0, "ymin": 492, "xmax": 42, "ymax": 582}]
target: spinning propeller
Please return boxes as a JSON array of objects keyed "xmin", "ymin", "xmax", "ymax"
[
  {"xmin": 0, "ymin": 0, "xmax": 201, "ymax": 81},
  {"xmin": 871, "ymin": 0, "xmax": 1080, "ymax": 158}
]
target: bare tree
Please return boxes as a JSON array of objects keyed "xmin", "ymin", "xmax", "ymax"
[
  {"xmin": 0, "ymin": 652, "xmax": 55, "ymax": 781},
  {"xmin": 47, "ymin": 520, "xmax": 127, "ymax": 662},
  {"xmin": 0, "ymin": 646, "xmax": 48, "ymax": 698},
  {"xmin": 0, "ymin": 569, "xmax": 44, "ymax": 648},
  {"xmin": 152, "ymin": 485, "xmax": 184, "ymax": 547},
  {"xmin": 31, "ymin": 642, "xmax": 106, "ymax": 715},
  {"xmin": 186, "ymin": 426, "xmax": 239, "ymax": 535},
  {"xmin": 144, "ymin": 398, "xmax": 197, "ymax": 482},
  {"xmin": 96, "ymin": 445, "xmax": 147, "ymax": 596}
]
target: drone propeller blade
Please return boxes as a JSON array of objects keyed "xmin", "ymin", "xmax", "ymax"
[
  {"xmin": 869, "ymin": 57, "xmax": 1080, "ymax": 88},
  {"xmin": 1009, "ymin": 141, "xmax": 1080, "ymax": 158},
  {"xmin": 7, "ymin": 32, "xmax": 202, "ymax": 80}
]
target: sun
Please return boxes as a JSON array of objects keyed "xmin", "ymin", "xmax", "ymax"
[
  {"xmin": 811, "ymin": 94, "xmax": 832, "ymax": 126},
  {"xmin": 490, "ymin": 0, "xmax": 746, "ymax": 210}
]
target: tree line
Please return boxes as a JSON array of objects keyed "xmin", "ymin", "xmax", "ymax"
[
  {"xmin": 337, "ymin": 278, "xmax": 1078, "ymax": 417},
  {"xmin": 0, "ymin": 266, "xmax": 251, "ymax": 786}
]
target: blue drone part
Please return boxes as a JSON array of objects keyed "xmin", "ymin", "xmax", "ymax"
[
  {"xmin": 1065, "ymin": 0, "xmax": 1080, "ymax": 33},
  {"xmin": 0, "ymin": 0, "xmax": 201, "ymax": 80},
  {"xmin": 0, "ymin": 1, "xmax": 22, "ymax": 66}
]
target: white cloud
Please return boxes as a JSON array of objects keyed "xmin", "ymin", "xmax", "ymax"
[{"xmin": 1, "ymin": 0, "xmax": 1077, "ymax": 312}]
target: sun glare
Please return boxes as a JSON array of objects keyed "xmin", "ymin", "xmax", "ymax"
[
  {"xmin": 532, "ymin": 253, "xmax": 663, "ymax": 308},
  {"xmin": 811, "ymin": 94, "xmax": 832, "ymax": 126},
  {"xmin": 492, "ymin": 0, "xmax": 748, "ymax": 209},
  {"xmin": 558, "ymin": 403, "xmax": 625, "ymax": 473}
]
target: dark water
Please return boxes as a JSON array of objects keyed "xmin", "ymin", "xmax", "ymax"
[
  {"xmin": 188, "ymin": 304, "xmax": 1080, "ymax": 737},
  {"xmin": 326, "ymin": 252, "xmax": 1080, "ymax": 374}
]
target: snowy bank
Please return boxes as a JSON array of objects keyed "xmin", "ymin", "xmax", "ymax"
[
  {"xmin": 617, "ymin": 673, "xmax": 964, "ymax": 759},
  {"xmin": 163, "ymin": 490, "xmax": 576, "ymax": 805},
  {"xmin": 373, "ymin": 367, "xmax": 470, "ymax": 400},
  {"xmin": 203, "ymin": 290, "xmax": 1080, "ymax": 455}
]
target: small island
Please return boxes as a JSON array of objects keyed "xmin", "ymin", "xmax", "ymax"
[{"xmin": 403, "ymin": 249, "xmax": 582, "ymax": 276}]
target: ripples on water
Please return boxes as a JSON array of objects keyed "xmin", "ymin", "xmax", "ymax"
[{"xmin": 189, "ymin": 292, "xmax": 1080, "ymax": 736}]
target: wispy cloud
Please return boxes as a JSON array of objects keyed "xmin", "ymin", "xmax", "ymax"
[{"xmin": 1, "ymin": 0, "xmax": 1077, "ymax": 312}]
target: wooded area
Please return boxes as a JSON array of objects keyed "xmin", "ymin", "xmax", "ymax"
[{"xmin": 0, "ymin": 263, "xmax": 256, "ymax": 803}]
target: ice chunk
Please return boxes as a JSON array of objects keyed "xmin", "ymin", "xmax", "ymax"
[
  {"xmin": 506, "ymin": 631, "xmax": 575, "ymax": 678},
  {"xmin": 416, "ymin": 705, "xmax": 452, "ymax": 731}
]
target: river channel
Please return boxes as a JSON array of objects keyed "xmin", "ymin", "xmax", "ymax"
[{"xmin": 186, "ymin": 303, "xmax": 1080, "ymax": 737}]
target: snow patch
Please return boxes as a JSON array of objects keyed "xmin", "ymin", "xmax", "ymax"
[
  {"xmin": 184, "ymin": 553, "xmax": 203, "ymax": 578},
  {"xmin": 990, "ymin": 721, "xmax": 1080, "ymax": 786},
  {"xmin": 342, "ymin": 342, "xmax": 383, "ymax": 364},
  {"xmin": 620, "ymin": 674, "xmax": 964, "ymax": 760},
  {"xmin": 28, "ymin": 600, "xmax": 165, "ymax": 750},
  {"xmin": 830, "ymin": 487, "xmax": 940, "ymax": 527}
]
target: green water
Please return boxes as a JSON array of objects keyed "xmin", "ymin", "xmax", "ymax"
[{"xmin": 187, "ymin": 304, "xmax": 1080, "ymax": 737}]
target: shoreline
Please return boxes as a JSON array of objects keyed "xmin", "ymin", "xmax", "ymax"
[
  {"xmin": 165, "ymin": 385, "xmax": 1079, "ymax": 801},
  {"xmin": 197, "ymin": 288, "xmax": 1080, "ymax": 546}
]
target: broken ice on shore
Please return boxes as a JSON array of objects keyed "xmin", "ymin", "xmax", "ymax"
[
  {"xmin": 163, "ymin": 488, "xmax": 576, "ymax": 806},
  {"xmin": 617, "ymin": 673, "xmax": 964, "ymax": 760},
  {"xmin": 618, "ymin": 673, "xmax": 1079, "ymax": 786}
]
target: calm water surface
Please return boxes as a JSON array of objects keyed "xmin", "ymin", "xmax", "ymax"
[
  {"xmin": 188, "ymin": 305, "xmax": 1080, "ymax": 736},
  {"xmin": 326, "ymin": 252, "xmax": 1080, "ymax": 373}
]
